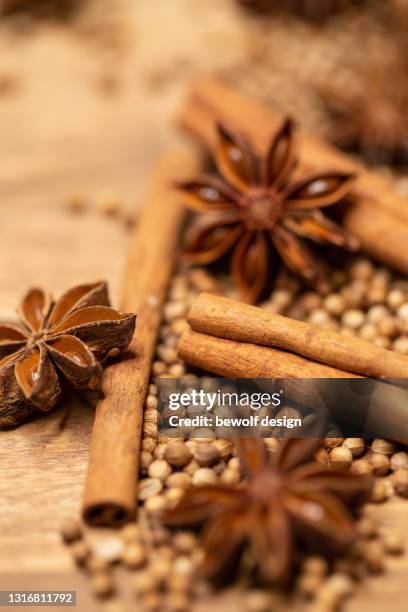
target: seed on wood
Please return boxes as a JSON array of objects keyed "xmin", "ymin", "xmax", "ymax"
[
  {"xmin": 329, "ymin": 446, "xmax": 352, "ymax": 468},
  {"xmin": 324, "ymin": 437, "xmax": 344, "ymax": 450},
  {"xmin": 166, "ymin": 472, "xmax": 192, "ymax": 490},
  {"xmin": 142, "ymin": 438, "xmax": 156, "ymax": 453},
  {"xmin": 140, "ymin": 451, "xmax": 153, "ymax": 470},
  {"xmin": 138, "ymin": 478, "xmax": 163, "ymax": 501},
  {"xmin": 369, "ymin": 453, "xmax": 390, "ymax": 476},
  {"xmin": 342, "ymin": 438, "xmax": 365, "ymax": 457},
  {"xmin": 382, "ymin": 532, "xmax": 404, "ymax": 555},
  {"xmin": 390, "ymin": 451, "xmax": 408, "ymax": 471},
  {"xmin": 164, "ymin": 441, "xmax": 192, "ymax": 467},
  {"xmin": 173, "ymin": 532, "xmax": 197, "ymax": 554},
  {"xmin": 192, "ymin": 467, "xmax": 218, "ymax": 486},
  {"xmin": 362, "ymin": 541, "xmax": 384, "ymax": 573},
  {"xmin": 71, "ymin": 541, "xmax": 90, "ymax": 566},
  {"xmin": 61, "ymin": 519, "xmax": 82, "ymax": 544},
  {"xmin": 193, "ymin": 443, "xmax": 220, "ymax": 466},
  {"xmin": 145, "ymin": 495, "xmax": 167, "ymax": 514},
  {"xmin": 391, "ymin": 469, "xmax": 408, "ymax": 497},
  {"xmin": 212, "ymin": 438, "xmax": 233, "ymax": 459},
  {"xmin": 350, "ymin": 459, "xmax": 373, "ymax": 476},
  {"xmin": 165, "ymin": 487, "xmax": 185, "ymax": 505},
  {"xmin": 132, "ymin": 570, "xmax": 159, "ymax": 594},
  {"xmin": 121, "ymin": 523, "xmax": 141, "ymax": 543},
  {"xmin": 122, "ymin": 543, "xmax": 147, "ymax": 569},
  {"xmin": 302, "ymin": 556, "xmax": 328, "ymax": 577},
  {"xmin": 90, "ymin": 571, "xmax": 115, "ymax": 598},
  {"xmin": 296, "ymin": 572, "xmax": 323, "ymax": 598},
  {"xmin": 173, "ymin": 555, "xmax": 195, "ymax": 576},
  {"xmin": 148, "ymin": 459, "xmax": 172, "ymax": 481},
  {"xmin": 93, "ymin": 537, "xmax": 124, "ymax": 563},
  {"xmin": 370, "ymin": 480, "xmax": 388, "ymax": 503},
  {"xmin": 87, "ymin": 556, "xmax": 110, "ymax": 573},
  {"xmin": 220, "ymin": 468, "xmax": 240, "ymax": 486},
  {"xmin": 357, "ymin": 517, "xmax": 377, "ymax": 539},
  {"xmin": 371, "ymin": 438, "xmax": 395, "ymax": 455}
]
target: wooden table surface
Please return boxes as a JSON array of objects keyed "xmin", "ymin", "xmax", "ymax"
[{"xmin": 0, "ymin": 2, "xmax": 407, "ymax": 610}]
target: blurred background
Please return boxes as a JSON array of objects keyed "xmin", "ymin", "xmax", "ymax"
[{"xmin": 0, "ymin": 0, "xmax": 406, "ymax": 317}]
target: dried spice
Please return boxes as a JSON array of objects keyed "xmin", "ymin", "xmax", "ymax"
[
  {"xmin": 237, "ymin": 0, "xmax": 363, "ymax": 21},
  {"xmin": 177, "ymin": 121, "xmax": 357, "ymax": 303},
  {"xmin": 0, "ymin": 281, "xmax": 136, "ymax": 429},
  {"xmin": 322, "ymin": 62, "xmax": 408, "ymax": 165},
  {"xmin": 163, "ymin": 438, "xmax": 372, "ymax": 585}
]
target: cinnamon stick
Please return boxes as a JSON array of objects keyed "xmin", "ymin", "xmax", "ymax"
[
  {"xmin": 82, "ymin": 148, "xmax": 202, "ymax": 527},
  {"xmin": 178, "ymin": 329, "xmax": 408, "ymax": 442},
  {"xmin": 188, "ymin": 293, "xmax": 408, "ymax": 379},
  {"xmin": 180, "ymin": 77, "xmax": 408, "ymax": 274},
  {"xmin": 179, "ymin": 328, "xmax": 356, "ymax": 378}
]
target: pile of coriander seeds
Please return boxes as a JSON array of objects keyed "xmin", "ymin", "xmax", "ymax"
[
  {"xmin": 134, "ymin": 257, "xmax": 408, "ymax": 610},
  {"xmin": 64, "ymin": 256, "xmax": 408, "ymax": 611}
]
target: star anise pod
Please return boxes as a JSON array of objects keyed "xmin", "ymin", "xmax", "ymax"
[
  {"xmin": 177, "ymin": 120, "xmax": 358, "ymax": 303},
  {"xmin": 237, "ymin": 0, "xmax": 363, "ymax": 21},
  {"xmin": 163, "ymin": 438, "xmax": 372, "ymax": 585},
  {"xmin": 322, "ymin": 62, "xmax": 408, "ymax": 165},
  {"xmin": 0, "ymin": 281, "xmax": 136, "ymax": 429}
]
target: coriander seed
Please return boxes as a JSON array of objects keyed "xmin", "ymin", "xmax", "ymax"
[{"xmin": 61, "ymin": 519, "xmax": 82, "ymax": 544}]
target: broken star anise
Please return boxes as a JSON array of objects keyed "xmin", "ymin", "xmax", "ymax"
[
  {"xmin": 163, "ymin": 438, "xmax": 372, "ymax": 585},
  {"xmin": 0, "ymin": 281, "xmax": 136, "ymax": 429},
  {"xmin": 177, "ymin": 120, "xmax": 358, "ymax": 303}
]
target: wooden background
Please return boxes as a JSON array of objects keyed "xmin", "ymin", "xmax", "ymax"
[{"xmin": 0, "ymin": 2, "xmax": 407, "ymax": 610}]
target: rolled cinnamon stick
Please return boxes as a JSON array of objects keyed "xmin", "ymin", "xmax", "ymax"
[
  {"xmin": 180, "ymin": 77, "xmax": 408, "ymax": 274},
  {"xmin": 82, "ymin": 148, "xmax": 202, "ymax": 527},
  {"xmin": 188, "ymin": 293, "xmax": 408, "ymax": 379},
  {"xmin": 179, "ymin": 327, "xmax": 356, "ymax": 379}
]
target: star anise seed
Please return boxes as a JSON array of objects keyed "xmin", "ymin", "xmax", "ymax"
[
  {"xmin": 0, "ymin": 281, "xmax": 136, "ymax": 429},
  {"xmin": 163, "ymin": 438, "xmax": 372, "ymax": 585},
  {"xmin": 177, "ymin": 120, "xmax": 358, "ymax": 303}
]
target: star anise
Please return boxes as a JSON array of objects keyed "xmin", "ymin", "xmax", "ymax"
[
  {"xmin": 177, "ymin": 120, "xmax": 358, "ymax": 303},
  {"xmin": 237, "ymin": 0, "xmax": 363, "ymax": 21},
  {"xmin": 0, "ymin": 281, "xmax": 136, "ymax": 429},
  {"xmin": 163, "ymin": 438, "xmax": 372, "ymax": 585},
  {"xmin": 322, "ymin": 62, "xmax": 408, "ymax": 165}
]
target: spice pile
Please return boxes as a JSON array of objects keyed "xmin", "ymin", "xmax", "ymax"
[{"xmin": 63, "ymin": 254, "xmax": 408, "ymax": 610}]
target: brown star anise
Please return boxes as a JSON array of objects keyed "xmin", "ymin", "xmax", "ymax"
[
  {"xmin": 237, "ymin": 0, "xmax": 363, "ymax": 21},
  {"xmin": 322, "ymin": 61, "xmax": 408, "ymax": 166},
  {"xmin": 0, "ymin": 281, "xmax": 136, "ymax": 429},
  {"xmin": 163, "ymin": 438, "xmax": 372, "ymax": 584},
  {"xmin": 177, "ymin": 120, "xmax": 358, "ymax": 303}
]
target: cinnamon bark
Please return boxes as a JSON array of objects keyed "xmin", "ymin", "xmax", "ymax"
[
  {"xmin": 180, "ymin": 77, "xmax": 408, "ymax": 274},
  {"xmin": 179, "ymin": 327, "xmax": 356, "ymax": 379},
  {"xmin": 82, "ymin": 148, "xmax": 202, "ymax": 527},
  {"xmin": 188, "ymin": 293, "xmax": 408, "ymax": 379}
]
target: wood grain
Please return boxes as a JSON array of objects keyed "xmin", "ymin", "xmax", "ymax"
[{"xmin": 0, "ymin": 398, "xmax": 93, "ymax": 574}]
